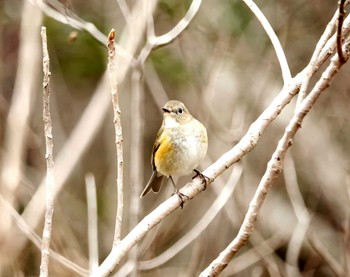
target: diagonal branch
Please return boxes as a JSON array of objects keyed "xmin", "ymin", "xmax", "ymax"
[{"xmin": 199, "ymin": 36, "xmax": 350, "ymax": 277}]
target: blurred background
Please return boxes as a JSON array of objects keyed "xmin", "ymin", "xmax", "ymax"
[{"xmin": 1, "ymin": 0, "xmax": 350, "ymax": 276}]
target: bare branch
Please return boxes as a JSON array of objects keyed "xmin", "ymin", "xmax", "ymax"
[
  {"xmin": 297, "ymin": 8, "xmax": 340, "ymax": 107},
  {"xmin": 138, "ymin": 0, "xmax": 202, "ymax": 64},
  {"xmin": 308, "ymin": 232, "xmax": 347, "ymax": 277},
  {"xmin": 138, "ymin": 164, "xmax": 242, "ymax": 271},
  {"xmin": 128, "ymin": 67, "xmax": 144, "ymax": 274},
  {"xmin": 10, "ymin": 0, "xmax": 159, "ymax": 261},
  {"xmin": 242, "ymin": 0, "xmax": 291, "ymax": 83},
  {"xmin": 284, "ymin": 155, "xmax": 312, "ymax": 276},
  {"xmin": 337, "ymin": 0, "xmax": 347, "ymax": 64},
  {"xmin": 91, "ymin": 23, "xmax": 350, "ymax": 274},
  {"xmin": 85, "ymin": 173, "xmax": 99, "ymax": 273},
  {"xmin": 29, "ymin": 0, "xmax": 133, "ymax": 62},
  {"xmin": 107, "ymin": 29, "xmax": 124, "ymax": 246},
  {"xmin": 0, "ymin": 195, "xmax": 88, "ymax": 276},
  {"xmin": 39, "ymin": 26, "xmax": 55, "ymax": 277},
  {"xmin": 199, "ymin": 36, "xmax": 350, "ymax": 277},
  {"xmin": 0, "ymin": 0, "xmax": 42, "ymax": 244}
]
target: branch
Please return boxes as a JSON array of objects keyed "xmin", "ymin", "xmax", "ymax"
[
  {"xmin": 138, "ymin": 0, "xmax": 202, "ymax": 64},
  {"xmin": 128, "ymin": 67, "xmax": 144, "ymax": 274},
  {"xmin": 39, "ymin": 26, "xmax": 55, "ymax": 277},
  {"xmin": 138, "ymin": 164, "xmax": 242, "ymax": 271},
  {"xmin": 30, "ymin": 0, "xmax": 133, "ymax": 62},
  {"xmin": 337, "ymin": 0, "xmax": 347, "ymax": 64},
  {"xmin": 91, "ymin": 24, "xmax": 349, "ymax": 274},
  {"xmin": 107, "ymin": 29, "xmax": 124, "ymax": 246},
  {"xmin": 242, "ymin": 0, "xmax": 291, "ymax": 83},
  {"xmin": 8, "ymin": 0, "xmax": 159, "ymax": 263},
  {"xmin": 0, "ymin": 195, "xmax": 88, "ymax": 276},
  {"xmin": 92, "ymin": 60, "xmax": 303, "ymax": 277},
  {"xmin": 297, "ymin": 7, "xmax": 340, "ymax": 107},
  {"xmin": 85, "ymin": 173, "xmax": 99, "ymax": 273},
  {"xmin": 199, "ymin": 36, "xmax": 350, "ymax": 277}
]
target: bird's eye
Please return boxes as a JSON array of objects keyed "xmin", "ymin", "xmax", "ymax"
[{"xmin": 178, "ymin": 107, "xmax": 183, "ymax": 114}]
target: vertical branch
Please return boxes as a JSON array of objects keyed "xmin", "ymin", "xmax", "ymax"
[
  {"xmin": 39, "ymin": 26, "xmax": 55, "ymax": 277},
  {"xmin": 128, "ymin": 67, "xmax": 144, "ymax": 275},
  {"xmin": 337, "ymin": 0, "xmax": 346, "ymax": 64},
  {"xmin": 107, "ymin": 29, "xmax": 124, "ymax": 245},
  {"xmin": 85, "ymin": 173, "xmax": 99, "ymax": 273}
]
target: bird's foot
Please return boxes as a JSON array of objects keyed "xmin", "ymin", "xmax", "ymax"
[
  {"xmin": 172, "ymin": 190, "xmax": 189, "ymax": 209},
  {"xmin": 193, "ymin": 169, "xmax": 211, "ymax": 191}
]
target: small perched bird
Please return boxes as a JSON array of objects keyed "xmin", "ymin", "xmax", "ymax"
[{"xmin": 140, "ymin": 100, "xmax": 208, "ymax": 203}]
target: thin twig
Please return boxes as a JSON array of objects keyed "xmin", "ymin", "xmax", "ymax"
[
  {"xmin": 107, "ymin": 29, "xmax": 124, "ymax": 246},
  {"xmin": 85, "ymin": 173, "xmax": 99, "ymax": 273},
  {"xmin": 337, "ymin": 0, "xmax": 347, "ymax": 64},
  {"xmin": 242, "ymin": 0, "xmax": 291, "ymax": 83},
  {"xmin": 199, "ymin": 37, "xmax": 350, "ymax": 277},
  {"xmin": 138, "ymin": 0, "xmax": 202, "ymax": 64},
  {"xmin": 39, "ymin": 26, "xmax": 55, "ymax": 277},
  {"xmin": 297, "ymin": 7, "xmax": 340, "ymax": 107}
]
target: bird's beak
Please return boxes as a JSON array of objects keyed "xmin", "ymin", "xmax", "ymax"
[{"xmin": 162, "ymin": 107, "xmax": 170, "ymax": 113}]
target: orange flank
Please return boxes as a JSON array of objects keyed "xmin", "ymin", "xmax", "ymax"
[{"xmin": 154, "ymin": 133, "xmax": 174, "ymax": 175}]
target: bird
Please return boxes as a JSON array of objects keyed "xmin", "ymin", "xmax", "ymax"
[{"xmin": 140, "ymin": 100, "xmax": 208, "ymax": 205}]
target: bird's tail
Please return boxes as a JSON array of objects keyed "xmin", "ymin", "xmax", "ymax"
[{"xmin": 140, "ymin": 171, "xmax": 164, "ymax": 198}]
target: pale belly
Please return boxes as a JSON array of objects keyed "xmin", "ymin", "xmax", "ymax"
[{"xmin": 155, "ymin": 122, "xmax": 207, "ymax": 177}]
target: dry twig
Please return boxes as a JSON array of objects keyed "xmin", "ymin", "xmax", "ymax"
[
  {"xmin": 107, "ymin": 29, "xmax": 124, "ymax": 246},
  {"xmin": 39, "ymin": 26, "xmax": 55, "ymax": 277}
]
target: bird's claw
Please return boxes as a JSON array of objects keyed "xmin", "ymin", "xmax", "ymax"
[
  {"xmin": 172, "ymin": 190, "xmax": 189, "ymax": 209},
  {"xmin": 193, "ymin": 169, "xmax": 211, "ymax": 191}
]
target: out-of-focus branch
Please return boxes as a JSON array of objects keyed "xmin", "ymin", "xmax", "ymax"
[
  {"xmin": 0, "ymin": 0, "xmax": 42, "ymax": 249},
  {"xmin": 284, "ymin": 155, "xmax": 313, "ymax": 276},
  {"xmin": 199, "ymin": 36, "xmax": 350, "ymax": 277},
  {"xmin": 85, "ymin": 173, "xmax": 99, "ymax": 273},
  {"xmin": 39, "ymin": 26, "xmax": 55, "ymax": 277},
  {"xmin": 128, "ymin": 67, "xmax": 144, "ymax": 275},
  {"xmin": 9, "ymin": 0, "xmax": 158, "ymax": 262},
  {"xmin": 0, "ymin": 195, "xmax": 88, "ymax": 276},
  {"xmin": 242, "ymin": 0, "xmax": 291, "ymax": 83},
  {"xmin": 107, "ymin": 29, "xmax": 124, "ymax": 246},
  {"xmin": 29, "ymin": 0, "xmax": 133, "ymax": 62},
  {"xmin": 308, "ymin": 232, "xmax": 347, "ymax": 277},
  {"xmin": 138, "ymin": 0, "xmax": 202, "ymax": 64}
]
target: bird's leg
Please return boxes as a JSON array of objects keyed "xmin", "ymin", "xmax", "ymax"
[
  {"xmin": 193, "ymin": 169, "xmax": 211, "ymax": 191},
  {"xmin": 170, "ymin": 176, "xmax": 189, "ymax": 208}
]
